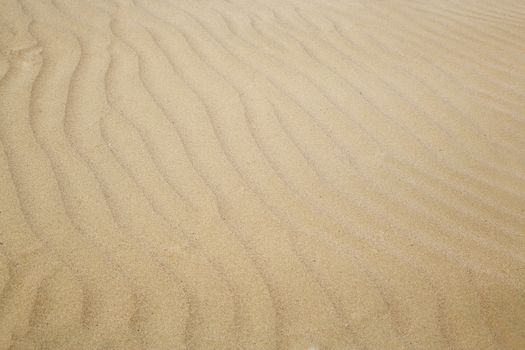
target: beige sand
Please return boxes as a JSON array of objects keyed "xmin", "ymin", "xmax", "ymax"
[{"xmin": 1, "ymin": 0, "xmax": 525, "ymax": 348}]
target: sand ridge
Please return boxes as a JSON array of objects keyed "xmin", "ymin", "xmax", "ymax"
[{"xmin": 0, "ymin": 0, "xmax": 525, "ymax": 348}]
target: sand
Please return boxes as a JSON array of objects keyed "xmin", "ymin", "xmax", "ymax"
[{"xmin": 0, "ymin": 0, "xmax": 524, "ymax": 348}]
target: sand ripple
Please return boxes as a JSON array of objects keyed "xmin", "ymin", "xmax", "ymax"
[{"xmin": 1, "ymin": 0, "xmax": 524, "ymax": 348}]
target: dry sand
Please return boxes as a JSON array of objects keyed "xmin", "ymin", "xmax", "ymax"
[{"xmin": 1, "ymin": 0, "xmax": 525, "ymax": 348}]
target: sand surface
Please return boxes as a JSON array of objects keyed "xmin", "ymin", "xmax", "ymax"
[{"xmin": 1, "ymin": 0, "xmax": 525, "ymax": 349}]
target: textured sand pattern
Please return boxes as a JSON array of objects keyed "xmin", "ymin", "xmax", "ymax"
[{"xmin": 0, "ymin": 0, "xmax": 525, "ymax": 349}]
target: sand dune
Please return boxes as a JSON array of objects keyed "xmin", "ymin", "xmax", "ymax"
[{"xmin": 0, "ymin": 0, "xmax": 524, "ymax": 348}]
